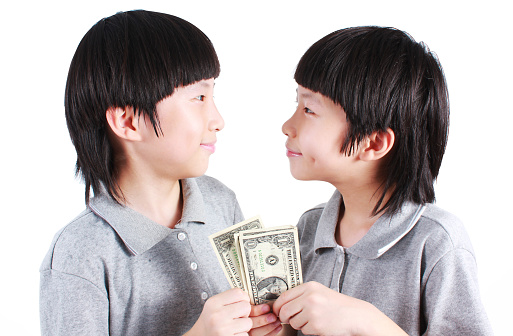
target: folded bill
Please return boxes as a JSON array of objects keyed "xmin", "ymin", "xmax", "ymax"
[{"xmin": 209, "ymin": 217, "xmax": 303, "ymax": 304}]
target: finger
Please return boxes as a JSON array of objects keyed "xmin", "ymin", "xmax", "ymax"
[
  {"xmin": 273, "ymin": 284, "xmax": 306, "ymax": 317},
  {"xmin": 277, "ymin": 299, "xmax": 304, "ymax": 324},
  {"xmin": 249, "ymin": 320, "xmax": 283, "ymax": 336},
  {"xmin": 223, "ymin": 288, "xmax": 251, "ymax": 304},
  {"xmin": 210, "ymin": 288, "xmax": 250, "ymax": 307},
  {"xmin": 225, "ymin": 299, "xmax": 252, "ymax": 319},
  {"xmin": 231, "ymin": 316, "xmax": 253, "ymax": 334},
  {"xmin": 267, "ymin": 323, "xmax": 283, "ymax": 336},
  {"xmin": 266, "ymin": 323, "xmax": 283, "ymax": 336},
  {"xmin": 250, "ymin": 303, "xmax": 271, "ymax": 317},
  {"xmin": 288, "ymin": 311, "xmax": 308, "ymax": 331},
  {"xmin": 250, "ymin": 312, "xmax": 277, "ymax": 329}
]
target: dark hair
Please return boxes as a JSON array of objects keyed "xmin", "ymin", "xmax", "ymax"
[
  {"xmin": 65, "ymin": 10, "xmax": 220, "ymax": 204},
  {"xmin": 295, "ymin": 26, "xmax": 449, "ymax": 215}
]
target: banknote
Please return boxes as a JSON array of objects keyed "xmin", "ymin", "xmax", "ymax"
[
  {"xmin": 209, "ymin": 216, "xmax": 263, "ymax": 290},
  {"xmin": 238, "ymin": 227, "xmax": 303, "ymax": 305},
  {"xmin": 231, "ymin": 225, "xmax": 295, "ymax": 292},
  {"xmin": 233, "ymin": 233, "xmax": 248, "ymax": 291}
]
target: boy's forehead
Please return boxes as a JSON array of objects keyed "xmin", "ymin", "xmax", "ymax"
[
  {"xmin": 297, "ymin": 86, "xmax": 322, "ymax": 103},
  {"xmin": 197, "ymin": 79, "xmax": 215, "ymax": 88},
  {"xmin": 180, "ymin": 78, "xmax": 215, "ymax": 91},
  {"xmin": 297, "ymin": 85, "xmax": 343, "ymax": 110}
]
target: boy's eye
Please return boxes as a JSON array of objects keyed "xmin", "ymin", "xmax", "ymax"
[
  {"xmin": 195, "ymin": 95, "xmax": 206, "ymax": 101},
  {"xmin": 304, "ymin": 107, "xmax": 314, "ymax": 114}
]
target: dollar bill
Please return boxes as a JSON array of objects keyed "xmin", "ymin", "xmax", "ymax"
[
  {"xmin": 233, "ymin": 233, "xmax": 248, "ymax": 291},
  {"xmin": 238, "ymin": 226, "xmax": 303, "ymax": 305},
  {"xmin": 209, "ymin": 216, "xmax": 263, "ymax": 290}
]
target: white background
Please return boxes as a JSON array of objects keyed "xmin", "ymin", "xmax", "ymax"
[{"xmin": 1, "ymin": 0, "xmax": 511, "ymax": 334}]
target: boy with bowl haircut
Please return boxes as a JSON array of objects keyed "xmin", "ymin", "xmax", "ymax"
[
  {"xmin": 39, "ymin": 10, "xmax": 281, "ymax": 336},
  {"xmin": 275, "ymin": 27, "xmax": 492, "ymax": 335}
]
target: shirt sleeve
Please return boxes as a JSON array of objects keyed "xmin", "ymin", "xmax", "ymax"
[
  {"xmin": 40, "ymin": 269, "xmax": 109, "ymax": 335},
  {"xmin": 422, "ymin": 248, "xmax": 493, "ymax": 335}
]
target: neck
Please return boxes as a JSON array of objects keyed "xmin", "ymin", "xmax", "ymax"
[
  {"xmin": 333, "ymin": 180, "xmax": 390, "ymax": 248},
  {"xmin": 116, "ymin": 166, "xmax": 184, "ymax": 229}
]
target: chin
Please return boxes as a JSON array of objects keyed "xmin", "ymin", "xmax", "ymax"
[
  {"xmin": 289, "ymin": 168, "xmax": 313, "ymax": 181},
  {"xmin": 191, "ymin": 167, "xmax": 209, "ymax": 178},
  {"xmin": 181, "ymin": 163, "xmax": 209, "ymax": 179}
]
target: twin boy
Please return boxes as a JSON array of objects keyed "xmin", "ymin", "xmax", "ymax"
[{"xmin": 40, "ymin": 10, "xmax": 492, "ymax": 336}]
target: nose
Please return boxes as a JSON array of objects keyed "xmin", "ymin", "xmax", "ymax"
[
  {"xmin": 209, "ymin": 101, "xmax": 225, "ymax": 132},
  {"xmin": 282, "ymin": 112, "xmax": 296, "ymax": 138}
]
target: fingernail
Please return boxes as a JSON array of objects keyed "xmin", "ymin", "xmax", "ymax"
[
  {"xmin": 267, "ymin": 314, "xmax": 277, "ymax": 323},
  {"xmin": 261, "ymin": 304, "xmax": 270, "ymax": 313}
]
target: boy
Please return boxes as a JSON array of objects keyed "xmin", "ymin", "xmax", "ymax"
[
  {"xmin": 275, "ymin": 27, "xmax": 493, "ymax": 335},
  {"xmin": 39, "ymin": 10, "xmax": 281, "ymax": 336}
]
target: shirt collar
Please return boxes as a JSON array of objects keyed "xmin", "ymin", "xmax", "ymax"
[
  {"xmin": 88, "ymin": 178, "xmax": 207, "ymax": 255},
  {"xmin": 314, "ymin": 190, "xmax": 426, "ymax": 259}
]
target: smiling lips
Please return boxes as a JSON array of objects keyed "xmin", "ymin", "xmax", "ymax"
[
  {"xmin": 200, "ymin": 142, "xmax": 216, "ymax": 153},
  {"xmin": 286, "ymin": 147, "xmax": 302, "ymax": 157}
]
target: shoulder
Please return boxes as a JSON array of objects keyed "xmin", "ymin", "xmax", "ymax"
[
  {"xmin": 194, "ymin": 175, "xmax": 237, "ymax": 198},
  {"xmin": 296, "ymin": 203, "xmax": 327, "ymax": 235},
  {"xmin": 415, "ymin": 206, "xmax": 492, "ymax": 333},
  {"xmin": 298, "ymin": 203, "xmax": 326, "ymax": 221},
  {"xmin": 190, "ymin": 175, "xmax": 243, "ymax": 224},
  {"xmin": 408, "ymin": 203, "xmax": 478, "ymax": 285},
  {"xmin": 40, "ymin": 208, "xmax": 121, "ymax": 277},
  {"xmin": 416, "ymin": 204, "xmax": 474, "ymax": 254}
]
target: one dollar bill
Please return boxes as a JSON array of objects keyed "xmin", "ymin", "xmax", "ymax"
[
  {"xmin": 210, "ymin": 218, "xmax": 303, "ymax": 304},
  {"xmin": 208, "ymin": 216, "xmax": 263, "ymax": 290},
  {"xmin": 238, "ymin": 226, "xmax": 303, "ymax": 305}
]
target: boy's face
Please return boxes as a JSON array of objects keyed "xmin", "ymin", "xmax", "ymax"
[
  {"xmin": 282, "ymin": 85, "xmax": 356, "ymax": 184},
  {"xmin": 135, "ymin": 78, "xmax": 224, "ymax": 180}
]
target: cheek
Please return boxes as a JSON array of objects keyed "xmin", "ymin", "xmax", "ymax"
[
  {"xmin": 156, "ymin": 127, "xmax": 202, "ymax": 160},
  {"xmin": 300, "ymin": 130, "xmax": 335, "ymax": 161},
  {"xmin": 162, "ymin": 113, "xmax": 204, "ymax": 142}
]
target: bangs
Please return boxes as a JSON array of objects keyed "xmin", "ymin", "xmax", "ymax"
[
  {"xmin": 103, "ymin": 10, "xmax": 220, "ymax": 133},
  {"xmin": 67, "ymin": 10, "xmax": 220, "ymax": 137},
  {"xmin": 294, "ymin": 27, "xmax": 384, "ymax": 154},
  {"xmin": 293, "ymin": 26, "xmax": 449, "ymax": 215}
]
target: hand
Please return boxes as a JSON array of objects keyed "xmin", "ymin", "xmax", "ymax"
[
  {"xmin": 186, "ymin": 288, "xmax": 252, "ymax": 336},
  {"xmin": 273, "ymin": 282, "xmax": 404, "ymax": 336},
  {"xmin": 248, "ymin": 304, "xmax": 282, "ymax": 336}
]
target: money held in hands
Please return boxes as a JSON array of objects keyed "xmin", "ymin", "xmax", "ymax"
[
  {"xmin": 209, "ymin": 217, "xmax": 303, "ymax": 304},
  {"xmin": 208, "ymin": 217, "xmax": 263, "ymax": 290}
]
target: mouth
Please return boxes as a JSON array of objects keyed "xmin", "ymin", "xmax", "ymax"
[
  {"xmin": 286, "ymin": 146, "xmax": 302, "ymax": 157},
  {"xmin": 200, "ymin": 141, "xmax": 216, "ymax": 153}
]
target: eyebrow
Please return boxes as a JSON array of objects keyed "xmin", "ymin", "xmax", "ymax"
[
  {"xmin": 297, "ymin": 90, "xmax": 321, "ymax": 105},
  {"xmin": 183, "ymin": 80, "xmax": 214, "ymax": 92},
  {"xmin": 199, "ymin": 81, "xmax": 215, "ymax": 88}
]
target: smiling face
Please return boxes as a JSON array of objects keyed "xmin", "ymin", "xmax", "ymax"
[
  {"xmin": 282, "ymin": 85, "xmax": 356, "ymax": 184},
  {"xmin": 134, "ymin": 78, "xmax": 224, "ymax": 180}
]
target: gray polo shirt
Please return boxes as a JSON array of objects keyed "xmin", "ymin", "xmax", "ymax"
[
  {"xmin": 40, "ymin": 176, "xmax": 244, "ymax": 335},
  {"xmin": 297, "ymin": 191, "xmax": 493, "ymax": 336}
]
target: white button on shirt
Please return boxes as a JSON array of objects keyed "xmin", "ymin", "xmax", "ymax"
[
  {"xmin": 177, "ymin": 232, "xmax": 187, "ymax": 241},
  {"xmin": 201, "ymin": 292, "xmax": 208, "ymax": 300},
  {"xmin": 190, "ymin": 262, "xmax": 198, "ymax": 270}
]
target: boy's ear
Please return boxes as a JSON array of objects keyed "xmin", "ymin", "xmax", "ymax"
[
  {"xmin": 358, "ymin": 128, "xmax": 395, "ymax": 161},
  {"xmin": 105, "ymin": 107, "xmax": 142, "ymax": 141}
]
